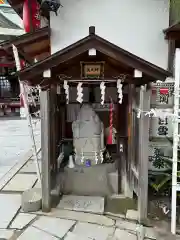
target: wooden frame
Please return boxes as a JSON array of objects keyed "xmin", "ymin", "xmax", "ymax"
[
  {"xmin": 17, "ymin": 27, "xmax": 171, "ymax": 83},
  {"xmin": 138, "ymin": 86, "xmax": 151, "ymax": 222},
  {"xmin": 40, "ymin": 89, "xmax": 51, "ymax": 212}
]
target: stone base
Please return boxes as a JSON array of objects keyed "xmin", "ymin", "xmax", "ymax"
[
  {"xmin": 121, "ymin": 174, "xmax": 133, "ymax": 198},
  {"xmin": 57, "ymin": 195, "xmax": 104, "ymax": 214},
  {"xmin": 61, "ymin": 163, "xmax": 118, "ymax": 196},
  {"xmin": 21, "ymin": 188, "xmax": 42, "ymax": 212}
]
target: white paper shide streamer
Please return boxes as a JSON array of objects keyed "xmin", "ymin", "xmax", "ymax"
[
  {"xmin": 100, "ymin": 150, "xmax": 104, "ymax": 163},
  {"xmin": 95, "ymin": 151, "xmax": 98, "ymax": 164},
  {"xmin": 81, "ymin": 151, "xmax": 84, "ymax": 163},
  {"xmin": 117, "ymin": 79, "xmax": 123, "ymax": 104},
  {"xmin": 12, "ymin": 44, "xmax": 41, "ymax": 184},
  {"xmin": 100, "ymin": 81, "xmax": 106, "ymax": 105},
  {"xmin": 77, "ymin": 82, "xmax": 83, "ymax": 103},
  {"xmin": 137, "ymin": 108, "xmax": 176, "ymax": 119},
  {"xmin": 63, "ymin": 80, "xmax": 69, "ymax": 104}
]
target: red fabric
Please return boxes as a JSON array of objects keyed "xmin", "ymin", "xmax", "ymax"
[
  {"xmin": 107, "ymin": 102, "xmax": 113, "ymax": 145},
  {"xmin": 159, "ymin": 88, "xmax": 169, "ymax": 95},
  {"xmin": 23, "ymin": 0, "xmax": 40, "ymax": 33},
  {"xmin": 20, "ymin": 60, "xmax": 25, "ymax": 69}
]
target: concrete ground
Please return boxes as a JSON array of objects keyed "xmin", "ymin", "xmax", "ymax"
[{"xmin": 0, "ymin": 118, "xmax": 40, "ymax": 175}]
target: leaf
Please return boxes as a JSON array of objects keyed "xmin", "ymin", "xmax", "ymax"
[{"xmin": 149, "ymin": 175, "xmax": 171, "ymax": 192}]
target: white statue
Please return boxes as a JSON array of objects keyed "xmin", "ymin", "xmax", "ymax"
[{"xmin": 72, "ymin": 104, "xmax": 104, "ymax": 165}]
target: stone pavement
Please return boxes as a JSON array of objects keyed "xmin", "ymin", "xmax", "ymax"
[
  {"xmin": 0, "ymin": 119, "xmax": 178, "ymax": 239},
  {"xmin": 0, "ymin": 207, "xmax": 159, "ymax": 240},
  {"xmin": 0, "ymin": 154, "xmax": 162, "ymax": 240},
  {"xmin": 0, "ymin": 118, "xmax": 40, "ymax": 170}
]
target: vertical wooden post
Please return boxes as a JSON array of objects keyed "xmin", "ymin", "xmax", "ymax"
[
  {"xmin": 138, "ymin": 85, "xmax": 150, "ymax": 222},
  {"xmin": 40, "ymin": 89, "xmax": 51, "ymax": 212},
  {"xmin": 27, "ymin": 0, "xmax": 33, "ymax": 32},
  {"xmin": 50, "ymin": 87, "xmax": 57, "ymax": 171},
  {"xmin": 128, "ymin": 84, "xmax": 135, "ymax": 183}
]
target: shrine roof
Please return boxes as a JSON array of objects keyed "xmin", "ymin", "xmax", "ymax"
[
  {"xmin": 0, "ymin": 26, "xmax": 50, "ymax": 63},
  {"xmin": 17, "ymin": 26, "xmax": 171, "ymax": 85},
  {"xmin": 163, "ymin": 21, "xmax": 180, "ymax": 40},
  {"xmin": 7, "ymin": 0, "xmax": 48, "ymax": 18},
  {"xmin": 7, "ymin": 0, "xmax": 28, "ymax": 17}
]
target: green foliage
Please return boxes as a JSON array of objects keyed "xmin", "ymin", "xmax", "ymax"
[
  {"xmin": 149, "ymin": 137, "xmax": 180, "ymax": 195},
  {"xmin": 170, "ymin": 0, "xmax": 180, "ymax": 24}
]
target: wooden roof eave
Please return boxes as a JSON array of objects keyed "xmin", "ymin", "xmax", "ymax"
[
  {"xmin": 17, "ymin": 28, "xmax": 171, "ymax": 84},
  {"xmin": 0, "ymin": 26, "xmax": 50, "ymax": 50},
  {"xmin": 163, "ymin": 22, "xmax": 180, "ymax": 40},
  {"xmin": 0, "ymin": 26, "xmax": 50, "ymax": 64}
]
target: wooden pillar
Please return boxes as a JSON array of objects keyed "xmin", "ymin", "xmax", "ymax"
[
  {"xmin": 50, "ymin": 87, "xmax": 57, "ymax": 171},
  {"xmin": 40, "ymin": 89, "xmax": 51, "ymax": 212},
  {"xmin": 138, "ymin": 85, "xmax": 150, "ymax": 222},
  {"xmin": 27, "ymin": 0, "xmax": 33, "ymax": 32},
  {"xmin": 128, "ymin": 84, "xmax": 135, "ymax": 182}
]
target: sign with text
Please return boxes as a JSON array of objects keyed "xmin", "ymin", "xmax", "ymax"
[
  {"xmin": 81, "ymin": 62, "xmax": 104, "ymax": 79},
  {"xmin": 151, "ymin": 82, "xmax": 174, "ymax": 107}
]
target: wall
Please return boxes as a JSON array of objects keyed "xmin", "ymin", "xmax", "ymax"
[{"xmin": 50, "ymin": 0, "xmax": 169, "ymax": 69}]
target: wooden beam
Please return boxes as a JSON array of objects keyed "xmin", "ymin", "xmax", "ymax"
[
  {"xmin": 1, "ymin": 27, "xmax": 50, "ymax": 50},
  {"xmin": 40, "ymin": 89, "xmax": 51, "ymax": 212},
  {"xmin": 28, "ymin": 0, "xmax": 33, "ymax": 32},
  {"xmin": 50, "ymin": 87, "xmax": 57, "ymax": 171},
  {"xmin": 138, "ymin": 85, "xmax": 150, "ymax": 223},
  {"xmin": 19, "ymin": 40, "xmax": 95, "ymax": 80},
  {"xmin": 128, "ymin": 84, "xmax": 136, "ymax": 183},
  {"xmin": 16, "ymin": 47, "xmax": 33, "ymax": 64}
]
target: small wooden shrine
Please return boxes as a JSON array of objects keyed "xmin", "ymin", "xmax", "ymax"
[{"xmin": 15, "ymin": 26, "xmax": 171, "ymax": 221}]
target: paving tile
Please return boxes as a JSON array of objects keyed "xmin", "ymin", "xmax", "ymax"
[
  {"xmin": 57, "ymin": 195, "xmax": 104, "ymax": 214},
  {"xmin": 0, "ymin": 173, "xmax": 5, "ymax": 180},
  {"xmin": 0, "ymin": 166, "xmax": 12, "ymax": 174},
  {"xmin": 2, "ymin": 174, "xmax": 37, "ymax": 192},
  {"xmin": 0, "ymin": 166, "xmax": 13, "ymax": 181},
  {"xmin": 32, "ymin": 209, "xmax": 115, "ymax": 226},
  {"xmin": 114, "ymin": 228, "xmax": 137, "ymax": 239},
  {"xmin": 104, "ymin": 211, "xmax": 126, "ymax": 220},
  {"xmin": 145, "ymin": 227, "xmax": 157, "ymax": 239},
  {"xmin": 0, "ymin": 194, "xmax": 21, "ymax": 228},
  {"xmin": 0, "ymin": 229, "xmax": 15, "ymax": 239},
  {"xmin": 33, "ymin": 180, "xmax": 41, "ymax": 188},
  {"xmin": 32, "ymin": 216, "xmax": 75, "ymax": 238},
  {"xmin": 116, "ymin": 219, "xmax": 138, "ymax": 233},
  {"xmin": 17, "ymin": 226, "xmax": 58, "ymax": 240},
  {"xmin": 0, "ymin": 119, "xmax": 40, "ymax": 168},
  {"xmin": 19, "ymin": 160, "xmax": 42, "ymax": 174},
  {"xmin": 126, "ymin": 210, "xmax": 138, "ymax": 221},
  {"xmin": 65, "ymin": 232, "xmax": 90, "ymax": 240},
  {"xmin": 10, "ymin": 213, "xmax": 37, "ymax": 229},
  {"xmin": 72, "ymin": 222, "xmax": 114, "ymax": 240}
]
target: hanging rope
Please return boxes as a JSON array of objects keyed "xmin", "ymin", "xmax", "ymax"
[
  {"xmin": 12, "ymin": 44, "xmax": 41, "ymax": 185},
  {"xmin": 107, "ymin": 98, "xmax": 113, "ymax": 145}
]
